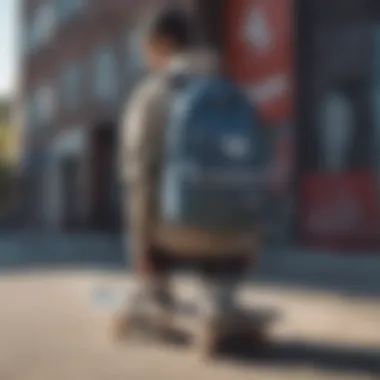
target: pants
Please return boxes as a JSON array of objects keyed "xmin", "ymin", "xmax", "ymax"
[{"xmin": 126, "ymin": 246, "xmax": 249, "ymax": 322}]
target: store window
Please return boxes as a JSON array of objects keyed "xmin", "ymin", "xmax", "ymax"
[
  {"xmin": 26, "ymin": 85, "xmax": 55, "ymax": 131},
  {"xmin": 124, "ymin": 30, "xmax": 145, "ymax": 88},
  {"xmin": 373, "ymin": 27, "xmax": 380, "ymax": 191},
  {"xmin": 26, "ymin": 94, "xmax": 37, "ymax": 131},
  {"xmin": 24, "ymin": 21, "xmax": 35, "ymax": 54},
  {"xmin": 26, "ymin": 3, "xmax": 56, "ymax": 53},
  {"xmin": 93, "ymin": 46, "xmax": 118, "ymax": 101},
  {"xmin": 35, "ymin": 86, "xmax": 56, "ymax": 125},
  {"xmin": 60, "ymin": 63, "xmax": 82, "ymax": 110},
  {"xmin": 297, "ymin": 0, "xmax": 380, "ymax": 248},
  {"xmin": 127, "ymin": 31, "xmax": 144, "ymax": 73},
  {"xmin": 55, "ymin": 0, "xmax": 85, "ymax": 23}
]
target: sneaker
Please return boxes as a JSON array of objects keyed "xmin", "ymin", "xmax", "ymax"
[{"xmin": 195, "ymin": 318, "xmax": 223, "ymax": 360}]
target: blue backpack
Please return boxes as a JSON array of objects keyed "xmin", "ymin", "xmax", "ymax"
[{"xmin": 159, "ymin": 75, "xmax": 269, "ymax": 232}]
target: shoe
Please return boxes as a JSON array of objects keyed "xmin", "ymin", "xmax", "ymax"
[
  {"xmin": 195, "ymin": 318, "xmax": 223, "ymax": 360},
  {"xmin": 250, "ymin": 324, "xmax": 268, "ymax": 347},
  {"xmin": 112, "ymin": 309, "xmax": 135, "ymax": 341}
]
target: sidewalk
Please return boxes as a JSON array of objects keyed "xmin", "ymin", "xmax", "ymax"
[
  {"xmin": 0, "ymin": 233, "xmax": 379, "ymax": 379},
  {"xmin": 0, "ymin": 270, "xmax": 379, "ymax": 380}
]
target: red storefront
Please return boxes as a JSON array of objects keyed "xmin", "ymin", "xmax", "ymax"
[
  {"xmin": 296, "ymin": 0, "xmax": 380, "ymax": 250},
  {"xmin": 225, "ymin": 0, "xmax": 296, "ymax": 242},
  {"xmin": 223, "ymin": 0, "xmax": 380, "ymax": 250}
]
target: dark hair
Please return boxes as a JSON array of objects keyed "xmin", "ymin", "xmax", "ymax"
[{"xmin": 144, "ymin": 7, "xmax": 193, "ymax": 51}]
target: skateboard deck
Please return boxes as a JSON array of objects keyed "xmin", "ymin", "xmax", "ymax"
[
  {"xmin": 112, "ymin": 311, "xmax": 190, "ymax": 346},
  {"xmin": 92, "ymin": 286, "xmax": 278, "ymax": 355},
  {"xmin": 111, "ymin": 305, "xmax": 274, "ymax": 359}
]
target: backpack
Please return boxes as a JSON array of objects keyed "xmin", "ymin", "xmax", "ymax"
[{"xmin": 159, "ymin": 75, "xmax": 269, "ymax": 232}]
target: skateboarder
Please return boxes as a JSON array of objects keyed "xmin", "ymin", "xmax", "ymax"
[{"xmin": 118, "ymin": 7, "xmax": 263, "ymax": 356}]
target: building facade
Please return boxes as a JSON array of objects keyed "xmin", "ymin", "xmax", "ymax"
[
  {"xmin": 20, "ymin": 0, "xmax": 296, "ymax": 238},
  {"xmin": 296, "ymin": 0, "xmax": 380, "ymax": 250},
  {"xmin": 20, "ymin": 0, "xmax": 194, "ymax": 231},
  {"xmin": 21, "ymin": 0, "xmax": 380, "ymax": 249},
  {"xmin": 223, "ymin": 0, "xmax": 380, "ymax": 250},
  {"xmin": 21, "ymin": 0, "xmax": 295, "ymax": 235}
]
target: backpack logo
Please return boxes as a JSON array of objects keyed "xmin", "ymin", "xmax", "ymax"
[{"xmin": 221, "ymin": 135, "xmax": 251, "ymax": 159}]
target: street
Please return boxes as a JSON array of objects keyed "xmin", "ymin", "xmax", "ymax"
[{"xmin": 0, "ymin": 233, "xmax": 379, "ymax": 379}]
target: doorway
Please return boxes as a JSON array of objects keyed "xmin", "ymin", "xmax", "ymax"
[
  {"xmin": 89, "ymin": 122, "xmax": 120, "ymax": 231},
  {"xmin": 61, "ymin": 155, "xmax": 81, "ymax": 230}
]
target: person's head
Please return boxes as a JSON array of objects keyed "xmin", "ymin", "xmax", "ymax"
[{"xmin": 141, "ymin": 7, "xmax": 193, "ymax": 71}]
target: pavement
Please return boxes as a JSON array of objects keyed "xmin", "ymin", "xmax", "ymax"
[{"xmin": 0, "ymin": 232, "xmax": 379, "ymax": 379}]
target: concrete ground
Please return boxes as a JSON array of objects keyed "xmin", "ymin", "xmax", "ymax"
[{"xmin": 0, "ymin": 270, "xmax": 379, "ymax": 380}]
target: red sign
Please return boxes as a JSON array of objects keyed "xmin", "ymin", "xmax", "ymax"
[
  {"xmin": 300, "ymin": 172, "xmax": 380, "ymax": 250},
  {"xmin": 226, "ymin": 0, "xmax": 294, "ymax": 123}
]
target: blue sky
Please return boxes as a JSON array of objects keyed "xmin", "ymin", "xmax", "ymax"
[{"xmin": 0, "ymin": 0, "xmax": 18, "ymax": 97}]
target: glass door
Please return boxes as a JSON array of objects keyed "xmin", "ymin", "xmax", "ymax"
[
  {"xmin": 372, "ymin": 27, "xmax": 380, "ymax": 202},
  {"xmin": 298, "ymin": 0, "xmax": 380, "ymax": 250}
]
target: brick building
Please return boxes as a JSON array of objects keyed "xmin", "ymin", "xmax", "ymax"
[
  {"xmin": 20, "ymin": 0, "xmax": 200, "ymax": 231},
  {"xmin": 20, "ymin": 0, "xmax": 380, "ymax": 249},
  {"xmin": 20, "ymin": 0, "xmax": 293, "ymax": 236}
]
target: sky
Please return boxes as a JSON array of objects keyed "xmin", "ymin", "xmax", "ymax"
[{"xmin": 0, "ymin": 0, "xmax": 18, "ymax": 98}]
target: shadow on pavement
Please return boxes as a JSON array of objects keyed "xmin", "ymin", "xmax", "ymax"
[
  {"xmin": 115, "ymin": 327, "xmax": 380, "ymax": 376},
  {"xmin": 1, "ymin": 233, "xmax": 379, "ymax": 377},
  {"xmin": 220, "ymin": 338, "xmax": 380, "ymax": 376}
]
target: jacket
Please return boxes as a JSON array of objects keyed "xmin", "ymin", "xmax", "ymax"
[{"xmin": 120, "ymin": 50, "xmax": 259, "ymax": 258}]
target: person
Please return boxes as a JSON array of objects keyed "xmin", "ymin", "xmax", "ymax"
[{"xmin": 117, "ymin": 7, "xmax": 260, "ymax": 356}]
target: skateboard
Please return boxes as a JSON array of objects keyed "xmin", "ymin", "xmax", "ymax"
[
  {"xmin": 111, "ymin": 302, "xmax": 275, "ymax": 359},
  {"xmin": 194, "ymin": 309, "xmax": 273, "ymax": 359},
  {"xmin": 112, "ymin": 309, "xmax": 189, "ymax": 346},
  {"xmin": 92, "ymin": 287, "xmax": 276, "ymax": 358}
]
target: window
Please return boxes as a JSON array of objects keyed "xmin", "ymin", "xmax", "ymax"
[
  {"xmin": 55, "ymin": 0, "xmax": 85, "ymax": 23},
  {"xmin": 26, "ymin": 94, "xmax": 37, "ymax": 131},
  {"xmin": 24, "ymin": 21, "xmax": 35, "ymax": 55},
  {"xmin": 60, "ymin": 63, "xmax": 82, "ymax": 110},
  {"xmin": 38, "ymin": 4, "xmax": 56, "ymax": 44},
  {"xmin": 93, "ymin": 47, "xmax": 118, "ymax": 101},
  {"xmin": 125, "ymin": 31, "xmax": 145, "ymax": 85},
  {"xmin": 26, "ymin": 3, "xmax": 56, "ymax": 53},
  {"xmin": 26, "ymin": 85, "xmax": 55, "ymax": 131},
  {"xmin": 127, "ymin": 32, "xmax": 144, "ymax": 72},
  {"xmin": 36, "ymin": 86, "xmax": 56, "ymax": 125}
]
